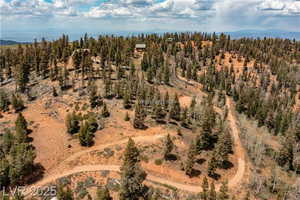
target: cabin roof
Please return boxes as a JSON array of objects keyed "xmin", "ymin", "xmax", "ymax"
[{"xmin": 135, "ymin": 44, "xmax": 146, "ymax": 49}]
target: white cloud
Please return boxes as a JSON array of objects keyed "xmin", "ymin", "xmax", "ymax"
[
  {"xmin": 1, "ymin": 0, "xmax": 299, "ymax": 34},
  {"xmin": 84, "ymin": 2, "xmax": 134, "ymax": 18},
  {"xmin": 193, "ymin": 0, "xmax": 216, "ymax": 10},
  {"xmin": 0, "ymin": 0, "xmax": 5, "ymax": 6},
  {"xmin": 53, "ymin": 0, "xmax": 67, "ymax": 9},
  {"xmin": 1, "ymin": 0, "xmax": 78, "ymax": 17},
  {"xmin": 286, "ymin": 2, "xmax": 300, "ymax": 14},
  {"xmin": 2, "ymin": 0, "xmax": 300, "ymax": 19},
  {"xmin": 122, "ymin": 0, "xmax": 154, "ymax": 7},
  {"xmin": 150, "ymin": 0, "xmax": 174, "ymax": 12},
  {"xmin": 57, "ymin": 7, "xmax": 77, "ymax": 16},
  {"xmin": 259, "ymin": 0, "xmax": 285, "ymax": 10},
  {"xmin": 258, "ymin": 0, "xmax": 300, "ymax": 15}
]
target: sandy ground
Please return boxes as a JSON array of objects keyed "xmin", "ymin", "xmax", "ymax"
[
  {"xmin": 25, "ymin": 96, "xmax": 246, "ymax": 193},
  {"xmin": 0, "ymin": 48, "xmax": 250, "ymax": 198}
]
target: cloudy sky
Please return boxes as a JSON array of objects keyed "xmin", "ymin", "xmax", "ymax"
[{"xmin": 1, "ymin": 0, "xmax": 300, "ymax": 41}]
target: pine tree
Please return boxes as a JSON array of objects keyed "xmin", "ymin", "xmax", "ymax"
[
  {"xmin": 114, "ymin": 81, "xmax": 122, "ymax": 99},
  {"xmin": 154, "ymin": 103, "xmax": 165, "ymax": 122},
  {"xmin": 192, "ymin": 66, "xmax": 198, "ymax": 81},
  {"xmin": 181, "ymin": 107, "xmax": 190, "ymax": 128},
  {"xmin": 119, "ymin": 138, "xmax": 147, "ymax": 200},
  {"xmin": 215, "ymin": 130, "xmax": 232, "ymax": 168},
  {"xmin": 277, "ymin": 135, "xmax": 294, "ymax": 170},
  {"xmin": 208, "ymin": 182, "xmax": 217, "ymax": 200},
  {"xmin": 169, "ymin": 93, "xmax": 181, "ymax": 121},
  {"xmin": 89, "ymin": 83, "xmax": 98, "ymax": 108},
  {"xmin": 15, "ymin": 113, "xmax": 28, "ymax": 132},
  {"xmin": 201, "ymin": 176, "xmax": 209, "ymax": 200},
  {"xmin": 9, "ymin": 142, "xmax": 36, "ymax": 185},
  {"xmin": 130, "ymin": 62, "xmax": 136, "ymax": 76},
  {"xmin": 153, "ymin": 93, "xmax": 165, "ymax": 122},
  {"xmin": 190, "ymin": 96, "xmax": 197, "ymax": 110},
  {"xmin": 0, "ymin": 158, "xmax": 10, "ymax": 187},
  {"xmin": 163, "ymin": 92, "xmax": 169, "ymax": 110},
  {"xmin": 78, "ymin": 122, "xmax": 94, "ymax": 147},
  {"xmin": 196, "ymin": 130, "xmax": 211, "ymax": 151},
  {"xmin": 208, "ymin": 153, "xmax": 217, "ymax": 178},
  {"xmin": 117, "ymin": 66, "xmax": 124, "ymax": 80},
  {"xmin": 124, "ymin": 112, "xmax": 130, "ymax": 121},
  {"xmin": 96, "ymin": 187, "xmax": 111, "ymax": 200},
  {"xmin": 147, "ymin": 67, "xmax": 154, "ymax": 83},
  {"xmin": 186, "ymin": 65, "xmax": 192, "ymax": 80},
  {"xmin": 2, "ymin": 129, "xmax": 15, "ymax": 154},
  {"xmin": 201, "ymin": 104, "xmax": 216, "ymax": 133},
  {"xmin": 0, "ymin": 89, "xmax": 10, "ymax": 112},
  {"xmin": 163, "ymin": 65, "xmax": 170, "ymax": 85},
  {"xmin": 11, "ymin": 94, "xmax": 24, "ymax": 112},
  {"xmin": 133, "ymin": 100, "xmax": 146, "ymax": 129},
  {"xmin": 73, "ymin": 50, "xmax": 82, "ymax": 70},
  {"xmin": 101, "ymin": 102, "xmax": 110, "ymax": 118},
  {"xmin": 218, "ymin": 181, "xmax": 229, "ymax": 200},
  {"xmin": 164, "ymin": 134, "xmax": 174, "ymax": 160},
  {"xmin": 52, "ymin": 86, "xmax": 58, "ymax": 97},
  {"xmin": 86, "ymin": 115, "xmax": 98, "ymax": 133},
  {"xmin": 65, "ymin": 112, "xmax": 80, "ymax": 134},
  {"xmin": 40, "ymin": 52, "xmax": 49, "ymax": 79},
  {"xmin": 15, "ymin": 62, "xmax": 30, "ymax": 93},
  {"xmin": 292, "ymin": 123, "xmax": 300, "ymax": 142},
  {"xmin": 15, "ymin": 113, "xmax": 28, "ymax": 143},
  {"xmin": 185, "ymin": 142, "xmax": 196, "ymax": 177},
  {"xmin": 141, "ymin": 53, "xmax": 149, "ymax": 71},
  {"xmin": 123, "ymin": 90, "xmax": 131, "ymax": 109},
  {"xmin": 63, "ymin": 65, "xmax": 70, "ymax": 87}
]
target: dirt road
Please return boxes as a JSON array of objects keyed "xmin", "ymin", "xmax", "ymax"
[
  {"xmin": 27, "ymin": 96, "xmax": 246, "ymax": 193},
  {"xmin": 48, "ymin": 133, "xmax": 167, "ymax": 175},
  {"xmin": 226, "ymin": 97, "xmax": 246, "ymax": 188}
]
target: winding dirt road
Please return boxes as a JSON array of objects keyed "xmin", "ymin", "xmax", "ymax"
[
  {"xmin": 25, "ymin": 55, "xmax": 246, "ymax": 194},
  {"xmin": 226, "ymin": 97, "xmax": 246, "ymax": 188},
  {"xmin": 56, "ymin": 134, "xmax": 167, "ymax": 170},
  {"xmin": 26, "ymin": 96, "xmax": 246, "ymax": 193}
]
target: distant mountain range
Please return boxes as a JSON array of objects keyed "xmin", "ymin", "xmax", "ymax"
[
  {"xmin": 224, "ymin": 29, "xmax": 300, "ymax": 40},
  {"xmin": 1, "ymin": 29, "xmax": 299, "ymax": 45},
  {"xmin": 0, "ymin": 40, "xmax": 31, "ymax": 46}
]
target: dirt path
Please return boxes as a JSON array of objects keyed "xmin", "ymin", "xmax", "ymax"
[
  {"xmin": 26, "ymin": 96, "xmax": 246, "ymax": 193},
  {"xmin": 226, "ymin": 97, "xmax": 246, "ymax": 188},
  {"xmin": 46, "ymin": 133, "xmax": 167, "ymax": 175},
  {"xmin": 28, "ymin": 165, "xmax": 204, "ymax": 193}
]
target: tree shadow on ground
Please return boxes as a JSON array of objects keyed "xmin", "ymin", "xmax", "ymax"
[
  {"xmin": 154, "ymin": 119, "xmax": 167, "ymax": 124},
  {"xmin": 220, "ymin": 161, "xmax": 234, "ymax": 170},
  {"xmin": 27, "ymin": 129, "xmax": 33, "ymax": 134},
  {"xmin": 168, "ymin": 121, "xmax": 178, "ymax": 126},
  {"xmin": 27, "ymin": 136, "xmax": 34, "ymax": 143},
  {"xmin": 26, "ymin": 163, "xmax": 45, "ymax": 184},
  {"xmin": 165, "ymin": 154, "xmax": 178, "ymax": 161},
  {"xmin": 190, "ymin": 169, "xmax": 201, "ymax": 177},
  {"xmin": 134, "ymin": 124, "xmax": 148, "ymax": 130},
  {"xmin": 209, "ymin": 173, "xmax": 221, "ymax": 181},
  {"xmin": 196, "ymin": 158, "xmax": 206, "ymax": 165}
]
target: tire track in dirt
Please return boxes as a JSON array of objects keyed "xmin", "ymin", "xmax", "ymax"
[
  {"xmin": 47, "ymin": 133, "xmax": 167, "ymax": 175},
  {"xmin": 225, "ymin": 97, "xmax": 246, "ymax": 188},
  {"xmin": 26, "ymin": 96, "xmax": 246, "ymax": 193}
]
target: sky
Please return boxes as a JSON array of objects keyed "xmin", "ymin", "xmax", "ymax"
[{"xmin": 1, "ymin": 0, "xmax": 300, "ymax": 41}]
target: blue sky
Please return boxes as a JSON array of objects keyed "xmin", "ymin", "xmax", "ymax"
[{"xmin": 1, "ymin": 0, "xmax": 300, "ymax": 41}]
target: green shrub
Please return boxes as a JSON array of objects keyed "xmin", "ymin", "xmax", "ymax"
[
  {"xmin": 154, "ymin": 159, "xmax": 163, "ymax": 165},
  {"xmin": 140, "ymin": 155, "xmax": 149, "ymax": 163}
]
